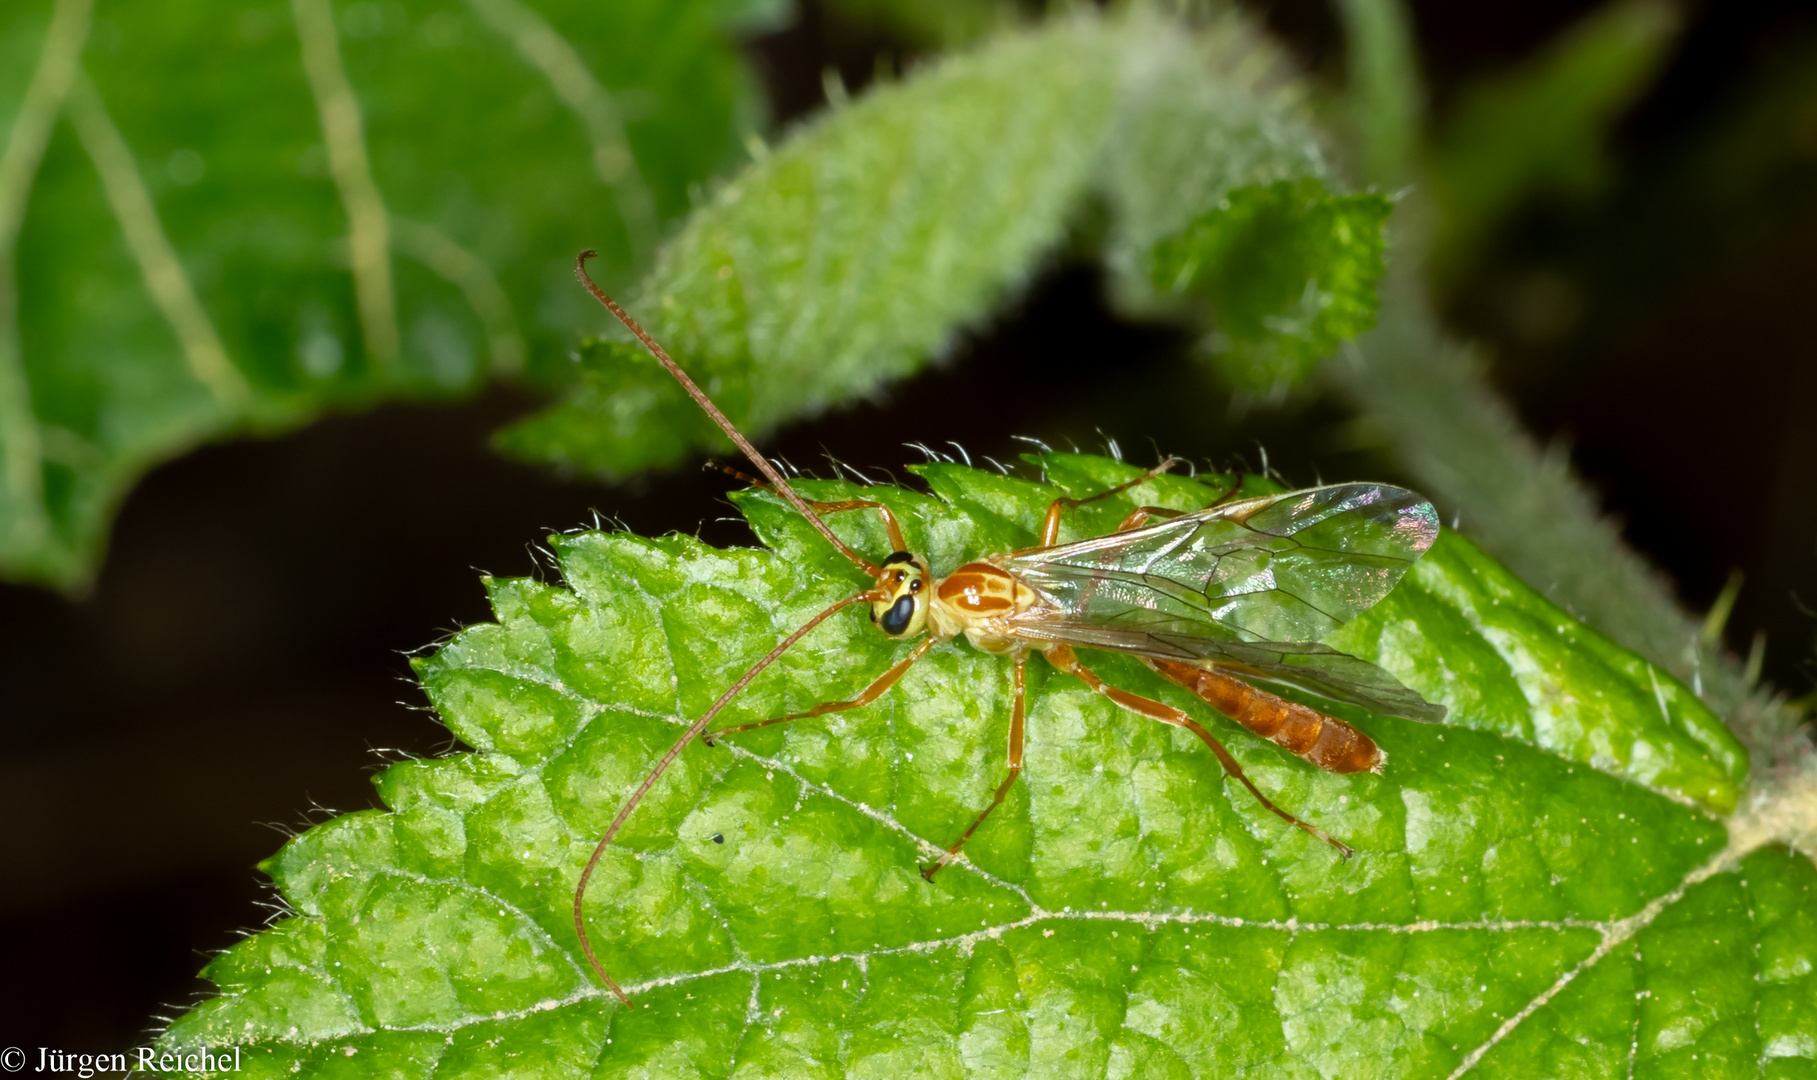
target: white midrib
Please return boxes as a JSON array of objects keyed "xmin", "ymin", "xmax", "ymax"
[{"xmin": 1441, "ymin": 820, "xmax": 1762, "ymax": 1079}]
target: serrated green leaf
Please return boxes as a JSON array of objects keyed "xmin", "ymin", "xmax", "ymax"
[
  {"xmin": 502, "ymin": 14, "xmax": 1370, "ymax": 476},
  {"xmin": 1149, "ymin": 178, "xmax": 1392, "ymax": 392},
  {"xmin": 0, "ymin": 0, "xmax": 775, "ymax": 588},
  {"xmin": 156, "ymin": 452, "xmax": 1813, "ymax": 1080}
]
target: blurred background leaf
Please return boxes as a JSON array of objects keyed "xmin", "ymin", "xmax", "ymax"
[
  {"xmin": 501, "ymin": 13, "xmax": 1370, "ymax": 477},
  {"xmin": 2, "ymin": 0, "xmax": 1393, "ymax": 585},
  {"xmin": 0, "ymin": 0, "xmax": 780, "ymax": 589},
  {"xmin": 1149, "ymin": 178, "xmax": 1391, "ymax": 391}
]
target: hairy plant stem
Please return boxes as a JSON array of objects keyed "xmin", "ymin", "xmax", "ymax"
[
  {"xmin": 1333, "ymin": 0, "xmax": 1805, "ymax": 780},
  {"xmin": 1333, "ymin": 254, "xmax": 1808, "ymax": 775}
]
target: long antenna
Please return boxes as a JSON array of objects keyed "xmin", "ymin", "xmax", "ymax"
[
  {"xmin": 573, "ymin": 589, "xmax": 875, "ymax": 1006},
  {"xmin": 574, "ymin": 252, "xmax": 881, "ymax": 576}
]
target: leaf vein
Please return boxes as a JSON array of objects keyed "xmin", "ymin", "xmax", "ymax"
[
  {"xmin": 463, "ymin": 0, "xmax": 657, "ymax": 261},
  {"xmin": 65, "ymin": 73, "xmax": 249, "ymax": 408},
  {"xmin": 600, "ymin": 696, "xmax": 1040, "ymax": 905},
  {"xmin": 291, "ymin": 0, "xmax": 400, "ymax": 370},
  {"xmin": 213, "ymin": 905, "xmax": 1651, "ymax": 1050},
  {"xmin": 367, "ymin": 864, "xmax": 592, "ymax": 983},
  {"xmin": 0, "ymin": 0, "xmax": 94, "ymax": 546},
  {"xmin": 1741, "ymin": 865, "xmax": 1763, "ymax": 1072},
  {"xmin": 1444, "ymin": 818, "xmax": 1778, "ymax": 1079},
  {"xmin": 391, "ymin": 219, "xmax": 525, "ymax": 375}
]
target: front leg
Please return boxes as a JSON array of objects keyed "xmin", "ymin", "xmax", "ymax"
[
  {"xmin": 922, "ymin": 653, "xmax": 1027, "ymax": 880},
  {"xmin": 704, "ymin": 638, "xmax": 936, "ymax": 744}
]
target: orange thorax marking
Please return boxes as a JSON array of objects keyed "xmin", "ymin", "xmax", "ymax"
[{"xmin": 937, "ymin": 563, "xmax": 1019, "ymax": 613}]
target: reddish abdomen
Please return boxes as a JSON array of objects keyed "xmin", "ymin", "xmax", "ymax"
[{"xmin": 1145, "ymin": 658, "xmax": 1383, "ymax": 774}]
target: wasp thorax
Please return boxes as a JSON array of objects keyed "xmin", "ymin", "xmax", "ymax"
[{"xmin": 870, "ymin": 551, "xmax": 930, "ymax": 639}]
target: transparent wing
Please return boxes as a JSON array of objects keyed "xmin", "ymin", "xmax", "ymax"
[{"xmin": 1002, "ymin": 483, "xmax": 1446, "ymax": 722}]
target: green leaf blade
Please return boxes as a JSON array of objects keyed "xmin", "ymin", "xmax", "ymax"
[
  {"xmin": 1146, "ymin": 178, "xmax": 1393, "ymax": 392},
  {"xmin": 0, "ymin": 0, "xmax": 769, "ymax": 588},
  {"xmin": 162, "ymin": 454, "xmax": 1802, "ymax": 1078},
  {"xmin": 502, "ymin": 20, "xmax": 1127, "ymax": 477},
  {"xmin": 1330, "ymin": 531, "xmax": 1748, "ymax": 814}
]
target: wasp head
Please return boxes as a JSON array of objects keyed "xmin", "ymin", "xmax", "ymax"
[{"xmin": 870, "ymin": 551, "xmax": 930, "ymax": 639}]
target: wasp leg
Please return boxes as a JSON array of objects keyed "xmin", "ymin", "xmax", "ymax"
[
  {"xmin": 1113, "ymin": 506, "xmax": 1184, "ymax": 532},
  {"xmin": 1205, "ymin": 472, "xmax": 1245, "ymax": 507},
  {"xmin": 1112, "ymin": 471, "xmax": 1248, "ymax": 532},
  {"xmin": 1041, "ymin": 644, "xmax": 1353, "ymax": 859},
  {"xmin": 704, "ymin": 637, "xmax": 936, "ymax": 745},
  {"xmin": 1036, "ymin": 458, "xmax": 1182, "ymax": 546},
  {"xmin": 922, "ymin": 653, "xmax": 1027, "ymax": 881},
  {"xmin": 711, "ymin": 462, "xmax": 909, "ymax": 551},
  {"xmin": 794, "ymin": 497, "xmax": 906, "ymax": 552}
]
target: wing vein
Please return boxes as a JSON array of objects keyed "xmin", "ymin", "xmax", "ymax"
[{"xmin": 1001, "ymin": 484, "xmax": 1444, "ymax": 721}]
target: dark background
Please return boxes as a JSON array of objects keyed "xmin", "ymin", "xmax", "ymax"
[{"xmin": 3, "ymin": 0, "xmax": 1814, "ymax": 1055}]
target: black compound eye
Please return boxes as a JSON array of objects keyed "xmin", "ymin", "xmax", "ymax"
[
  {"xmin": 909, "ymin": 577, "xmax": 923, "ymax": 593},
  {"xmin": 880, "ymin": 594, "xmax": 917, "ymax": 636}
]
